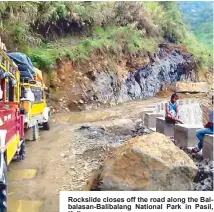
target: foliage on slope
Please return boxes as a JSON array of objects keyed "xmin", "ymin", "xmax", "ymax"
[
  {"xmin": 0, "ymin": 1, "xmax": 212, "ymax": 70},
  {"xmin": 179, "ymin": 1, "xmax": 213, "ymax": 48}
]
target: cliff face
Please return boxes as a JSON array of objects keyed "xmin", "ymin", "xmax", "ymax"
[
  {"xmin": 47, "ymin": 44, "xmax": 196, "ymax": 112},
  {"xmin": 94, "ymin": 46, "xmax": 195, "ymax": 103}
]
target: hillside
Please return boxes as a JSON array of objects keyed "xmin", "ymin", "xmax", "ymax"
[
  {"xmin": 179, "ymin": 1, "xmax": 213, "ymax": 48},
  {"xmin": 0, "ymin": 2, "xmax": 212, "ymax": 68},
  {"xmin": 0, "ymin": 2, "xmax": 212, "ymax": 112}
]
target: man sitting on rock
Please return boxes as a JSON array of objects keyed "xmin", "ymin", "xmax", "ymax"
[
  {"xmin": 192, "ymin": 96, "xmax": 214, "ymax": 153},
  {"xmin": 165, "ymin": 93, "xmax": 184, "ymax": 124}
]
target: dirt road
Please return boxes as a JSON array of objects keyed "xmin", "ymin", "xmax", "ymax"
[{"xmin": 8, "ymin": 98, "xmax": 162, "ymax": 212}]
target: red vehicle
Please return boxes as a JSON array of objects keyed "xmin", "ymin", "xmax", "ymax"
[{"xmin": 0, "ymin": 43, "xmax": 25, "ymax": 211}]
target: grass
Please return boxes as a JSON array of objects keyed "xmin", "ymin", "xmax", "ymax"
[
  {"xmin": 27, "ymin": 26, "xmax": 160, "ymax": 71},
  {"xmin": 28, "ymin": 22, "xmax": 212, "ymax": 73},
  {"xmin": 27, "ymin": 26, "xmax": 212, "ymax": 73},
  {"xmin": 1, "ymin": 2, "xmax": 211, "ymax": 72},
  {"xmin": 182, "ymin": 31, "xmax": 213, "ymax": 68}
]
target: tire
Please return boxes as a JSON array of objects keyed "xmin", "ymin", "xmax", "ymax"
[
  {"xmin": 19, "ymin": 141, "xmax": 26, "ymax": 160},
  {"xmin": 0, "ymin": 159, "xmax": 7, "ymax": 212},
  {"xmin": 32, "ymin": 123, "xmax": 39, "ymax": 141},
  {"xmin": 15, "ymin": 141, "xmax": 26, "ymax": 161},
  {"xmin": 43, "ymin": 121, "xmax": 50, "ymax": 131}
]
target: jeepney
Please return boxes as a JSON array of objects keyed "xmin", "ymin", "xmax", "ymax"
[
  {"xmin": 0, "ymin": 40, "xmax": 25, "ymax": 211},
  {"xmin": 7, "ymin": 53, "xmax": 50, "ymax": 141}
]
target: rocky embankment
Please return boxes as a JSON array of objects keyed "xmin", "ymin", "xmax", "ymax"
[{"xmin": 48, "ymin": 44, "xmax": 196, "ymax": 112}]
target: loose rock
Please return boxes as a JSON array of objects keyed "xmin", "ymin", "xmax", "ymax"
[{"xmin": 85, "ymin": 132, "xmax": 197, "ymax": 191}]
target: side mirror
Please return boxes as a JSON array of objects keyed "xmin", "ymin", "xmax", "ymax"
[{"xmin": 44, "ymin": 87, "xmax": 49, "ymax": 92}]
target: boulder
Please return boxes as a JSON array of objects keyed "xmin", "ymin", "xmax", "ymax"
[
  {"xmin": 176, "ymin": 82, "xmax": 208, "ymax": 93},
  {"xmin": 85, "ymin": 132, "xmax": 197, "ymax": 191}
]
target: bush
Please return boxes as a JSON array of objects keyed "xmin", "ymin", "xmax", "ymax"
[
  {"xmin": 182, "ymin": 32, "xmax": 213, "ymax": 67},
  {"xmin": 28, "ymin": 25, "xmax": 161, "ymax": 69},
  {"xmin": 28, "ymin": 50, "xmax": 57, "ymax": 71},
  {"xmin": 0, "ymin": 2, "xmax": 211, "ymax": 70}
]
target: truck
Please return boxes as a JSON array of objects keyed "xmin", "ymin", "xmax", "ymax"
[
  {"xmin": 0, "ymin": 40, "xmax": 25, "ymax": 211},
  {"xmin": 7, "ymin": 53, "xmax": 50, "ymax": 141}
]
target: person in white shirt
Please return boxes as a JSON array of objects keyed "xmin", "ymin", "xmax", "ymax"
[{"xmin": 21, "ymin": 88, "xmax": 35, "ymax": 102}]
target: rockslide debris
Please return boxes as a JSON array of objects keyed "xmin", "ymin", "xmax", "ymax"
[{"xmin": 84, "ymin": 132, "xmax": 197, "ymax": 191}]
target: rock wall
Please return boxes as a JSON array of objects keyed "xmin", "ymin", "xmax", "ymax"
[
  {"xmin": 49, "ymin": 45, "xmax": 196, "ymax": 112},
  {"xmin": 92, "ymin": 48, "xmax": 195, "ymax": 105}
]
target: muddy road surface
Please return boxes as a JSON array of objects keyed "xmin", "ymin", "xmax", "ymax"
[{"xmin": 8, "ymin": 98, "xmax": 162, "ymax": 212}]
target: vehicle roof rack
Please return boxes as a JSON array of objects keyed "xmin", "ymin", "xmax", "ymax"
[{"xmin": 20, "ymin": 77, "xmax": 36, "ymax": 84}]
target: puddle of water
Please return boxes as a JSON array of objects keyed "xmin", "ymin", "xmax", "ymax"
[
  {"xmin": 55, "ymin": 111, "xmax": 120, "ymax": 123},
  {"xmin": 8, "ymin": 199, "xmax": 43, "ymax": 212},
  {"xmin": 8, "ymin": 169, "xmax": 37, "ymax": 181}
]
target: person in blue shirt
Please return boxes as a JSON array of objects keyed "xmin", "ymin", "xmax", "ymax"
[
  {"xmin": 192, "ymin": 96, "xmax": 214, "ymax": 153},
  {"xmin": 165, "ymin": 93, "xmax": 184, "ymax": 124}
]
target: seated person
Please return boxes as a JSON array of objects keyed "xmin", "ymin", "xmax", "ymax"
[
  {"xmin": 165, "ymin": 93, "xmax": 184, "ymax": 124},
  {"xmin": 21, "ymin": 87, "xmax": 35, "ymax": 102},
  {"xmin": 192, "ymin": 96, "xmax": 214, "ymax": 153}
]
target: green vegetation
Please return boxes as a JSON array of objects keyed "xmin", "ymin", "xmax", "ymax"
[
  {"xmin": 28, "ymin": 26, "xmax": 161, "ymax": 71},
  {"xmin": 179, "ymin": 1, "xmax": 213, "ymax": 48},
  {"xmin": 182, "ymin": 32, "xmax": 212, "ymax": 67},
  {"xmin": 0, "ymin": 2, "xmax": 212, "ymax": 70}
]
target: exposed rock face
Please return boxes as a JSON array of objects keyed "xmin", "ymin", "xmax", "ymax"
[
  {"xmin": 176, "ymin": 82, "xmax": 208, "ymax": 93},
  {"xmin": 49, "ymin": 45, "xmax": 196, "ymax": 112},
  {"xmin": 85, "ymin": 132, "xmax": 197, "ymax": 191},
  {"xmin": 92, "ymin": 47, "xmax": 195, "ymax": 104}
]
